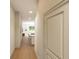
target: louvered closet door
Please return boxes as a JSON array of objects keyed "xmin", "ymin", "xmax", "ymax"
[{"xmin": 44, "ymin": 2, "xmax": 69, "ymax": 59}]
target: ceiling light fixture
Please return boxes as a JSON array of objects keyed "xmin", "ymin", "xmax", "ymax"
[{"xmin": 29, "ymin": 11, "xmax": 32, "ymax": 14}]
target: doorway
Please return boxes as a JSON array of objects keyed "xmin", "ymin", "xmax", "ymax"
[{"xmin": 21, "ymin": 21, "xmax": 35, "ymax": 47}]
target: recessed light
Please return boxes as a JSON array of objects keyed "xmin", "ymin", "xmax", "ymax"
[{"xmin": 29, "ymin": 11, "xmax": 32, "ymax": 14}]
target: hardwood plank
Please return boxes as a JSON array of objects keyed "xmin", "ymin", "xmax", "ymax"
[{"xmin": 11, "ymin": 36, "xmax": 37, "ymax": 59}]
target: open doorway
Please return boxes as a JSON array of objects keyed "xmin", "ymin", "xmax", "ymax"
[{"xmin": 21, "ymin": 20, "xmax": 35, "ymax": 47}]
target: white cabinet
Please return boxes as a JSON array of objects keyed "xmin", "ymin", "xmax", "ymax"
[
  {"xmin": 31, "ymin": 36, "xmax": 35, "ymax": 45},
  {"xmin": 47, "ymin": 13, "xmax": 63, "ymax": 58},
  {"xmin": 29, "ymin": 35, "xmax": 35, "ymax": 46},
  {"xmin": 44, "ymin": 2, "xmax": 69, "ymax": 59},
  {"xmin": 45, "ymin": 0, "xmax": 68, "ymax": 12}
]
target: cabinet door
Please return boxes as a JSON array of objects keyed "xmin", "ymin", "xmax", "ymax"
[
  {"xmin": 44, "ymin": 3, "xmax": 69, "ymax": 59},
  {"xmin": 45, "ymin": 0, "xmax": 68, "ymax": 13}
]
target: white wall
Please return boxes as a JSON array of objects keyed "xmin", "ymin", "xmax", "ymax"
[
  {"xmin": 10, "ymin": 5, "xmax": 22, "ymax": 56},
  {"xmin": 35, "ymin": 0, "xmax": 46, "ymax": 58},
  {"xmin": 35, "ymin": 13, "xmax": 44, "ymax": 59},
  {"xmin": 10, "ymin": 6, "xmax": 16, "ymax": 56},
  {"xmin": 35, "ymin": 0, "xmax": 54, "ymax": 59},
  {"xmin": 15, "ymin": 12, "xmax": 22, "ymax": 48}
]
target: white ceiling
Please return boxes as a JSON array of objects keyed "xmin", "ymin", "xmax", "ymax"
[{"xmin": 11, "ymin": 0, "xmax": 38, "ymax": 21}]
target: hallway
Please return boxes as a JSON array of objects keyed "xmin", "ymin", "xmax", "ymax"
[
  {"xmin": 10, "ymin": 0, "xmax": 69, "ymax": 59},
  {"xmin": 11, "ymin": 37, "xmax": 37, "ymax": 59}
]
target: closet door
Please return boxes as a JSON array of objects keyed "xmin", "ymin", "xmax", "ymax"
[{"xmin": 44, "ymin": 2, "xmax": 69, "ymax": 59}]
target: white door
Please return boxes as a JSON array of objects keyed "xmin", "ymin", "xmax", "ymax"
[{"xmin": 44, "ymin": 1, "xmax": 69, "ymax": 59}]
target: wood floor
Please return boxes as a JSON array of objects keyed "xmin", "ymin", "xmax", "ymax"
[{"xmin": 11, "ymin": 36, "xmax": 37, "ymax": 59}]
